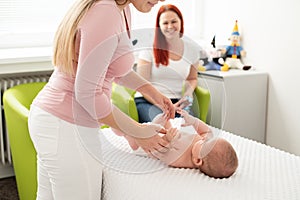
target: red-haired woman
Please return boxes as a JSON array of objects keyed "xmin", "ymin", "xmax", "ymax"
[{"xmin": 135, "ymin": 4, "xmax": 201, "ymax": 123}]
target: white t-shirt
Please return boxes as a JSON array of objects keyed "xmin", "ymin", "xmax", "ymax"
[{"xmin": 138, "ymin": 37, "xmax": 201, "ymax": 99}]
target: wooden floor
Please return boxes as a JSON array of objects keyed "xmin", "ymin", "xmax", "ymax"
[{"xmin": 0, "ymin": 177, "xmax": 19, "ymax": 200}]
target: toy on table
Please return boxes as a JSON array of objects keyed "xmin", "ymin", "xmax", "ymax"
[
  {"xmin": 221, "ymin": 20, "xmax": 251, "ymax": 71},
  {"xmin": 199, "ymin": 35, "xmax": 228, "ymax": 71}
]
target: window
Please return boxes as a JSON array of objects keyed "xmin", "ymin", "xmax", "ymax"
[
  {"xmin": 131, "ymin": 0, "xmax": 202, "ymax": 40},
  {"xmin": 0, "ymin": 0, "xmax": 74, "ymax": 49},
  {"xmin": 0, "ymin": 0, "xmax": 201, "ymax": 49}
]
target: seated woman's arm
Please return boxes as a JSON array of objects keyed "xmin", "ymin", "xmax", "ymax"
[
  {"xmin": 174, "ymin": 63, "xmax": 199, "ymax": 110},
  {"xmin": 183, "ymin": 63, "xmax": 199, "ymax": 97}
]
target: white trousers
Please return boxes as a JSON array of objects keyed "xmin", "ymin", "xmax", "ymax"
[{"xmin": 28, "ymin": 105, "xmax": 103, "ymax": 200}]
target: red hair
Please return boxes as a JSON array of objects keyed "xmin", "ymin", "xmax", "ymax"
[{"xmin": 153, "ymin": 4, "xmax": 184, "ymax": 67}]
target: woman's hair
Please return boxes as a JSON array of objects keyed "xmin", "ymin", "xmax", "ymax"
[
  {"xmin": 53, "ymin": 0, "xmax": 128, "ymax": 76},
  {"xmin": 153, "ymin": 4, "xmax": 184, "ymax": 67}
]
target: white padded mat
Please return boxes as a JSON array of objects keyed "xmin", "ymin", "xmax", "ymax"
[{"xmin": 98, "ymin": 126, "xmax": 300, "ymax": 200}]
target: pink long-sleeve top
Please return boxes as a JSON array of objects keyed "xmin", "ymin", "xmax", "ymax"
[{"xmin": 33, "ymin": 0, "xmax": 134, "ymax": 128}]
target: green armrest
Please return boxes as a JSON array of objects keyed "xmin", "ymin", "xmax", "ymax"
[
  {"xmin": 192, "ymin": 86, "xmax": 210, "ymax": 123},
  {"xmin": 111, "ymin": 83, "xmax": 139, "ymax": 122},
  {"xmin": 3, "ymin": 82, "xmax": 47, "ymax": 200}
]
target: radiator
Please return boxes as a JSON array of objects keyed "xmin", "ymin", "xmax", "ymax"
[{"xmin": 0, "ymin": 73, "xmax": 51, "ymax": 178}]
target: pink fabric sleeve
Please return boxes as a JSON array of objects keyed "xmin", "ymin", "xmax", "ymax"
[
  {"xmin": 116, "ymin": 70, "xmax": 149, "ymax": 91},
  {"xmin": 74, "ymin": 4, "xmax": 128, "ymax": 120}
]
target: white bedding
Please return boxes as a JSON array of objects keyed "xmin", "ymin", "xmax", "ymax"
[{"xmin": 97, "ymin": 126, "xmax": 300, "ymax": 200}]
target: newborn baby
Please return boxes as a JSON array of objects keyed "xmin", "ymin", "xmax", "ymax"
[{"xmin": 113, "ymin": 110, "xmax": 238, "ymax": 178}]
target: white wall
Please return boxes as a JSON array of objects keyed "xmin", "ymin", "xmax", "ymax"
[{"xmin": 200, "ymin": 0, "xmax": 300, "ymax": 156}]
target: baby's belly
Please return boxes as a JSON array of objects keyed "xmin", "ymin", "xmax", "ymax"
[{"xmin": 160, "ymin": 134, "xmax": 196, "ymax": 166}]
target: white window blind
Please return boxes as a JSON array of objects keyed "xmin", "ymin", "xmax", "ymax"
[
  {"xmin": 0, "ymin": 0, "xmax": 74, "ymax": 49},
  {"xmin": 131, "ymin": 0, "xmax": 202, "ymax": 40},
  {"xmin": 0, "ymin": 0, "xmax": 201, "ymax": 49}
]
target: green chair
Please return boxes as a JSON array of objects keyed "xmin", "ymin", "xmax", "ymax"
[
  {"xmin": 3, "ymin": 82, "xmax": 47, "ymax": 200},
  {"xmin": 111, "ymin": 83, "xmax": 210, "ymax": 123},
  {"xmin": 111, "ymin": 83, "xmax": 139, "ymax": 122}
]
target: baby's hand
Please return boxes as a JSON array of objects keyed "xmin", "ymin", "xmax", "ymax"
[
  {"xmin": 152, "ymin": 113, "xmax": 168, "ymax": 127},
  {"xmin": 177, "ymin": 109, "xmax": 197, "ymax": 127},
  {"xmin": 152, "ymin": 113, "xmax": 173, "ymax": 130}
]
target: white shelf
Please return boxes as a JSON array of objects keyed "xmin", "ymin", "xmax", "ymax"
[
  {"xmin": 198, "ymin": 69, "xmax": 268, "ymax": 143},
  {"xmin": 198, "ymin": 69, "xmax": 267, "ymax": 78}
]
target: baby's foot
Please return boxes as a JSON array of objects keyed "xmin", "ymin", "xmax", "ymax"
[{"xmin": 124, "ymin": 135, "xmax": 139, "ymax": 150}]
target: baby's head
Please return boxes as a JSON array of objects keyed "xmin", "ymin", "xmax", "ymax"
[{"xmin": 192, "ymin": 138, "xmax": 238, "ymax": 178}]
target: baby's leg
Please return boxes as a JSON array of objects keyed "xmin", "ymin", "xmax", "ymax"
[
  {"xmin": 111, "ymin": 128, "xmax": 125, "ymax": 136},
  {"xmin": 111, "ymin": 128, "xmax": 139, "ymax": 150},
  {"xmin": 124, "ymin": 135, "xmax": 139, "ymax": 150}
]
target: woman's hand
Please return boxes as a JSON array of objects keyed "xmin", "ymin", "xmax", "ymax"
[
  {"xmin": 133, "ymin": 123, "xmax": 170, "ymax": 156},
  {"xmin": 164, "ymin": 127, "xmax": 180, "ymax": 142},
  {"xmin": 148, "ymin": 92, "xmax": 175, "ymax": 121},
  {"xmin": 163, "ymin": 95, "xmax": 176, "ymax": 120},
  {"xmin": 150, "ymin": 127, "xmax": 182, "ymax": 161},
  {"xmin": 134, "ymin": 134, "xmax": 169, "ymax": 157},
  {"xmin": 174, "ymin": 95, "xmax": 193, "ymax": 110}
]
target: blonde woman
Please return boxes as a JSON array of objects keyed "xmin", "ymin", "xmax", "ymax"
[{"xmin": 28, "ymin": 0, "xmax": 174, "ymax": 199}]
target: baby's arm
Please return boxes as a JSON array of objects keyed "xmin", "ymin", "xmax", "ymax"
[
  {"xmin": 152, "ymin": 113, "xmax": 172, "ymax": 129},
  {"xmin": 177, "ymin": 110, "xmax": 211, "ymax": 136}
]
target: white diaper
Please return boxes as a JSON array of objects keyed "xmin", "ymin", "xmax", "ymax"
[{"xmin": 170, "ymin": 117, "xmax": 183, "ymax": 129}]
